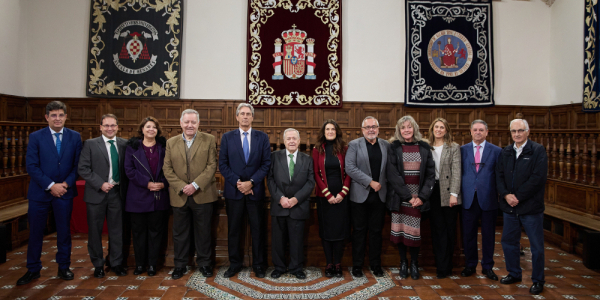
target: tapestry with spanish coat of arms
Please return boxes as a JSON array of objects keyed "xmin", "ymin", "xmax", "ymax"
[
  {"xmin": 247, "ymin": 0, "xmax": 342, "ymax": 107},
  {"xmin": 86, "ymin": 0, "xmax": 183, "ymax": 99},
  {"xmin": 405, "ymin": 0, "xmax": 494, "ymax": 107}
]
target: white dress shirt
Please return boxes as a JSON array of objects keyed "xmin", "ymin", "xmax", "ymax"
[
  {"xmin": 285, "ymin": 149, "xmax": 298, "ymax": 181},
  {"xmin": 239, "ymin": 128, "xmax": 252, "ymax": 155},
  {"xmin": 47, "ymin": 127, "xmax": 64, "ymax": 190},
  {"xmin": 102, "ymin": 135, "xmax": 119, "ymax": 185},
  {"xmin": 514, "ymin": 140, "xmax": 527, "ymax": 159},
  {"xmin": 473, "ymin": 140, "xmax": 486, "ymax": 161}
]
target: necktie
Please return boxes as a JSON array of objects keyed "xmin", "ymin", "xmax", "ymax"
[
  {"xmin": 288, "ymin": 153, "xmax": 295, "ymax": 179},
  {"xmin": 243, "ymin": 132, "xmax": 250, "ymax": 163},
  {"xmin": 475, "ymin": 145, "xmax": 481, "ymax": 172},
  {"xmin": 54, "ymin": 133, "xmax": 61, "ymax": 154},
  {"xmin": 108, "ymin": 140, "xmax": 120, "ymax": 182}
]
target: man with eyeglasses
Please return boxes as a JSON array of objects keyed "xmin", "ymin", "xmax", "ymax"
[
  {"xmin": 345, "ymin": 116, "xmax": 389, "ymax": 278},
  {"xmin": 78, "ymin": 114, "xmax": 129, "ymax": 278},
  {"xmin": 459, "ymin": 120, "xmax": 502, "ymax": 281},
  {"xmin": 496, "ymin": 119, "xmax": 548, "ymax": 295},
  {"xmin": 18, "ymin": 101, "xmax": 82, "ymax": 286}
]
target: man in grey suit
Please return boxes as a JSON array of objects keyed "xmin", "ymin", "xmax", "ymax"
[
  {"xmin": 267, "ymin": 129, "xmax": 315, "ymax": 279},
  {"xmin": 345, "ymin": 116, "xmax": 389, "ymax": 278},
  {"xmin": 78, "ymin": 114, "xmax": 128, "ymax": 278}
]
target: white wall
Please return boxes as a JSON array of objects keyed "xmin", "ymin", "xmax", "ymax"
[
  {"xmin": 0, "ymin": 0, "xmax": 24, "ymax": 96},
  {"xmin": 0, "ymin": 0, "xmax": 583, "ymax": 106}
]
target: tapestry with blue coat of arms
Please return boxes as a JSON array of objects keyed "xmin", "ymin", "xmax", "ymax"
[{"xmin": 405, "ymin": 0, "xmax": 494, "ymax": 107}]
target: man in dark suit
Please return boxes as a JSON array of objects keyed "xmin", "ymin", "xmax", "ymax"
[
  {"xmin": 219, "ymin": 103, "xmax": 271, "ymax": 278},
  {"xmin": 460, "ymin": 120, "xmax": 502, "ymax": 281},
  {"xmin": 267, "ymin": 129, "xmax": 315, "ymax": 279},
  {"xmin": 17, "ymin": 101, "xmax": 82, "ymax": 286},
  {"xmin": 78, "ymin": 114, "xmax": 128, "ymax": 278}
]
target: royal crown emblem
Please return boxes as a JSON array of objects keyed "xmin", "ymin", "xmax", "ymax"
[{"xmin": 272, "ymin": 25, "xmax": 316, "ymax": 80}]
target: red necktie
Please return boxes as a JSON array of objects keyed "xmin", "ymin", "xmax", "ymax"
[{"xmin": 475, "ymin": 145, "xmax": 481, "ymax": 172}]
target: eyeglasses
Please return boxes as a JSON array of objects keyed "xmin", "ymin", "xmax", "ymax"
[
  {"xmin": 510, "ymin": 129, "xmax": 527, "ymax": 134},
  {"xmin": 362, "ymin": 125, "xmax": 379, "ymax": 130},
  {"xmin": 101, "ymin": 124, "xmax": 118, "ymax": 129}
]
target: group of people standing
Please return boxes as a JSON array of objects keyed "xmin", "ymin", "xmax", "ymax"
[{"xmin": 18, "ymin": 101, "xmax": 548, "ymax": 295}]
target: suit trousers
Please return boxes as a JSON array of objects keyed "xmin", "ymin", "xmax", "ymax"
[
  {"xmin": 350, "ymin": 192, "xmax": 386, "ymax": 267},
  {"xmin": 130, "ymin": 210, "xmax": 168, "ymax": 267},
  {"xmin": 172, "ymin": 197, "xmax": 213, "ymax": 268},
  {"xmin": 502, "ymin": 212, "xmax": 545, "ymax": 284},
  {"xmin": 226, "ymin": 196, "xmax": 265, "ymax": 269},
  {"xmin": 462, "ymin": 193, "xmax": 497, "ymax": 270},
  {"xmin": 27, "ymin": 197, "xmax": 73, "ymax": 272},
  {"xmin": 429, "ymin": 181, "xmax": 459, "ymax": 275},
  {"xmin": 271, "ymin": 216, "xmax": 305, "ymax": 272},
  {"xmin": 87, "ymin": 187, "xmax": 123, "ymax": 268}
]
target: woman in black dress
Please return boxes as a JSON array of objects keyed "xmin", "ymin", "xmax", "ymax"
[{"xmin": 312, "ymin": 120, "xmax": 352, "ymax": 278}]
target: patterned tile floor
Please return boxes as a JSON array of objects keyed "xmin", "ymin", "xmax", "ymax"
[{"xmin": 0, "ymin": 229, "xmax": 598, "ymax": 299}]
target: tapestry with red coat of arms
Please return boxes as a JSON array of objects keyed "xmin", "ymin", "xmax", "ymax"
[{"xmin": 246, "ymin": 0, "xmax": 342, "ymax": 107}]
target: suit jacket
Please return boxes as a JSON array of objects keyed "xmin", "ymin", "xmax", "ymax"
[
  {"xmin": 267, "ymin": 150, "xmax": 315, "ymax": 220},
  {"xmin": 218, "ymin": 129, "xmax": 271, "ymax": 200},
  {"xmin": 163, "ymin": 132, "xmax": 218, "ymax": 207},
  {"xmin": 78, "ymin": 136, "xmax": 127, "ymax": 204},
  {"xmin": 344, "ymin": 137, "xmax": 389, "ymax": 204},
  {"xmin": 26, "ymin": 127, "xmax": 82, "ymax": 202},
  {"xmin": 461, "ymin": 141, "xmax": 502, "ymax": 211},
  {"xmin": 435, "ymin": 142, "xmax": 462, "ymax": 207}
]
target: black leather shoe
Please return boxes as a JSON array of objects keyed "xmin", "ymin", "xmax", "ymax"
[
  {"xmin": 482, "ymin": 268, "xmax": 498, "ymax": 281},
  {"xmin": 530, "ymin": 282, "xmax": 544, "ymax": 295},
  {"xmin": 271, "ymin": 269, "xmax": 284, "ymax": 279},
  {"xmin": 171, "ymin": 267, "xmax": 185, "ymax": 279},
  {"xmin": 399, "ymin": 260, "xmax": 409, "ymax": 279},
  {"xmin": 94, "ymin": 267, "xmax": 105, "ymax": 278},
  {"xmin": 253, "ymin": 266, "xmax": 266, "ymax": 278},
  {"xmin": 324, "ymin": 264, "xmax": 335, "ymax": 278},
  {"xmin": 500, "ymin": 274, "xmax": 522, "ymax": 284},
  {"xmin": 371, "ymin": 265, "xmax": 384, "ymax": 277},
  {"xmin": 133, "ymin": 266, "xmax": 146, "ymax": 275},
  {"xmin": 16, "ymin": 271, "xmax": 40, "ymax": 285},
  {"xmin": 57, "ymin": 268, "xmax": 74, "ymax": 280},
  {"xmin": 223, "ymin": 266, "xmax": 241, "ymax": 278},
  {"xmin": 351, "ymin": 266, "xmax": 364, "ymax": 278},
  {"xmin": 112, "ymin": 265, "xmax": 127, "ymax": 276},
  {"xmin": 410, "ymin": 260, "xmax": 420, "ymax": 280},
  {"xmin": 200, "ymin": 266, "xmax": 213, "ymax": 277},
  {"xmin": 334, "ymin": 264, "xmax": 343, "ymax": 278},
  {"xmin": 436, "ymin": 271, "xmax": 447, "ymax": 279},
  {"xmin": 147, "ymin": 266, "xmax": 157, "ymax": 276},
  {"xmin": 461, "ymin": 267, "xmax": 476, "ymax": 277},
  {"xmin": 291, "ymin": 270, "xmax": 306, "ymax": 279}
]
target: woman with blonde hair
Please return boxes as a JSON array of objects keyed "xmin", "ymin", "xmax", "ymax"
[
  {"xmin": 386, "ymin": 115, "xmax": 435, "ymax": 279},
  {"xmin": 427, "ymin": 117, "xmax": 461, "ymax": 279}
]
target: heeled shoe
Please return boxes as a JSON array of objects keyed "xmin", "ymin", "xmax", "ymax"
[
  {"xmin": 399, "ymin": 260, "xmax": 409, "ymax": 279},
  {"xmin": 324, "ymin": 264, "xmax": 335, "ymax": 278},
  {"xmin": 410, "ymin": 260, "xmax": 420, "ymax": 280},
  {"xmin": 334, "ymin": 263, "xmax": 343, "ymax": 278}
]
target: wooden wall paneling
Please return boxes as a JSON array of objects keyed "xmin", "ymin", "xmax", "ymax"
[
  {"xmin": 481, "ymin": 107, "xmax": 514, "ymax": 130},
  {"xmin": 549, "ymin": 105, "xmax": 571, "ymax": 129},
  {"xmin": 150, "ymin": 101, "xmax": 186, "ymax": 126},
  {"xmin": 574, "ymin": 110, "xmax": 599, "ymax": 129},
  {"xmin": 67, "ymin": 100, "xmax": 102, "ymax": 126},
  {"xmin": 4, "ymin": 96, "xmax": 28, "ymax": 122},
  {"xmin": 519, "ymin": 107, "xmax": 549, "ymax": 129},
  {"xmin": 321, "ymin": 107, "xmax": 352, "ymax": 128},
  {"xmin": 595, "ymin": 190, "xmax": 600, "ymax": 217},
  {"xmin": 360, "ymin": 103, "xmax": 398, "ymax": 129},
  {"xmin": 402, "ymin": 106, "xmax": 437, "ymax": 131},
  {"xmin": 28, "ymin": 99, "xmax": 50, "ymax": 123},
  {"xmin": 441, "ymin": 108, "xmax": 477, "ymax": 130},
  {"xmin": 0, "ymin": 175, "xmax": 28, "ymax": 206},
  {"xmin": 108, "ymin": 100, "xmax": 143, "ymax": 125},
  {"xmin": 554, "ymin": 183, "xmax": 587, "ymax": 211}
]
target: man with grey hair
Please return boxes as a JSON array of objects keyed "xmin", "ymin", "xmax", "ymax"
[
  {"xmin": 345, "ymin": 116, "xmax": 389, "ymax": 278},
  {"xmin": 219, "ymin": 103, "xmax": 271, "ymax": 278},
  {"xmin": 163, "ymin": 109, "xmax": 218, "ymax": 279},
  {"xmin": 267, "ymin": 128, "xmax": 315, "ymax": 279},
  {"xmin": 496, "ymin": 119, "xmax": 548, "ymax": 295},
  {"xmin": 460, "ymin": 120, "xmax": 502, "ymax": 280}
]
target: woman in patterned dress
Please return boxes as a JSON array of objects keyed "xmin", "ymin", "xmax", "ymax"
[{"xmin": 386, "ymin": 115, "xmax": 436, "ymax": 279}]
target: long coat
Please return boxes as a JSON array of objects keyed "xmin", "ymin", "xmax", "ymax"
[{"xmin": 434, "ymin": 142, "xmax": 462, "ymax": 207}]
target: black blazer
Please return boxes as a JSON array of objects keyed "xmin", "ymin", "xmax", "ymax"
[{"xmin": 267, "ymin": 150, "xmax": 315, "ymax": 220}]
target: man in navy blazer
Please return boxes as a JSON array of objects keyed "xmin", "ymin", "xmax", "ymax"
[
  {"xmin": 460, "ymin": 120, "xmax": 501, "ymax": 281},
  {"xmin": 218, "ymin": 103, "xmax": 271, "ymax": 278},
  {"xmin": 18, "ymin": 101, "xmax": 82, "ymax": 286}
]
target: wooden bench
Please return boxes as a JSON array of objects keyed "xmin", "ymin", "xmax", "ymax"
[{"xmin": 0, "ymin": 201, "xmax": 29, "ymax": 263}]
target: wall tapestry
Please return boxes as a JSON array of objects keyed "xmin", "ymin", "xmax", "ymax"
[
  {"xmin": 405, "ymin": 0, "xmax": 494, "ymax": 107},
  {"xmin": 584, "ymin": 0, "xmax": 600, "ymax": 112},
  {"xmin": 86, "ymin": 0, "xmax": 183, "ymax": 99},
  {"xmin": 247, "ymin": 0, "xmax": 342, "ymax": 108}
]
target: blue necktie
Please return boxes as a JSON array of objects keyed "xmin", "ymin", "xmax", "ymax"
[
  {"xmin": 243, "ymin": 132, "xmax": 250, "ymax": 163},
  {"xmin": 54, "ymin": 133, "xmax": 61, "ymax": 154}
]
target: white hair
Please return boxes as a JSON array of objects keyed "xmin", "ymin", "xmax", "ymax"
[
  {"xmin": 283, "ymin": 128, "xmax": 300, "ymax": 140},
  {"xmin": 361, "ymin": 116, "xmax": 380, "ymax": 127},
  {"xmin": 180, "ymin": 109, "xmax": 199, "ymax": 122},
  {"xmin": 509, "ymin": 119, "xmax": 529, "ymax": 131},
  {"xmin": 236, "ymin": 103, "xmax": 255, "ymax": 116}
]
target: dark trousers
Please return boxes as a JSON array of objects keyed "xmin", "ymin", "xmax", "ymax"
[
  {"xmin": 350, "ymin": 193, "xmax": 386, "ymax": 267},
  {"xmin": 462, "ymin": 193, "xmax": 497, "ymax": 270},
  {"xmin": 271, "ymin": 216, "xmax": 305, "ymax": 273},
  {"xmin": 226, "ymin": 196, "xmax": 265, "ymax": 269},
  {"xmin": 130, "ymin": 210, "xmax": 168, "ymax": 267},
  {"xmin": 502, "ymin": 212, "xmax": 545, "ymax": 284},
  {"xmin": 27, "ymin": 197, "xmax": 73, "ymax": 272},
  {"xmin": 172, "ymin": 197, "xmax": 213, "ymax": 268},
  {"xmin": 429, "ymin": 181, "xmax": 459, "ymax": 275},
  {"xmin": 87, "ymin": 188, "xmax": 123, "ymax": 268},
  {"xmin": 322, "ymin": 240, "xmax": 345, "ymax": 265}
]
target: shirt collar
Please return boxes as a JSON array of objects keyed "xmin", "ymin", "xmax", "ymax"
[
  {"xmin": 102, "ymin": 135, "xmax": 117, "ymax": 143},
  {"xmin": 239, "ymin": 127, "xmax": 252, "ymax": 136},
  {"xmin": 286, "ymin": 149, "xmax": 298, "ymax": 157},
  {"xmin": 49, "ymin": 127, "xmax": 64, "ymax": 135},
  {"xmin": 473, "ymin": 140, "xmax": 486, "ymax": 148},
  {"xmin": 513, "ymin": 140, "xmax": 527, "ymax": 151},
  {"xmin": 182, "ymin": 132, "xmax": 197, "ymax": 142}
]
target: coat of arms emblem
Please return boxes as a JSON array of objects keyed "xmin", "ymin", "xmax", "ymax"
[{"xmin": 272, "ymin": 25, "xmax": 316, "ymax": 80}]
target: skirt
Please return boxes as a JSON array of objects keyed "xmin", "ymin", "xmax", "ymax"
[{"xmin": 390, "ymin": 202, "xmax": 422, "ymax": 247}]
